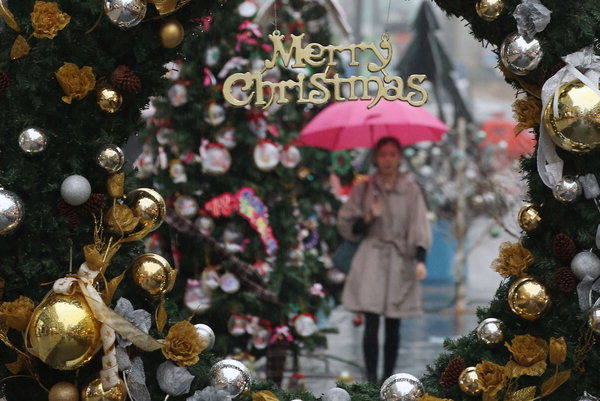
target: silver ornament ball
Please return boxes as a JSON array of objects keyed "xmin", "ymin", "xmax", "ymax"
[
  {"xmin": 577, "ymin": 392, "xmax": 600, "ymax": 401},
  {"xmin": 0, "ymin": 188, "xmax": 24, "ymax": 235},
  {"xmin": 476, "ymin": 317, "xmax": 505, "ymax": 345},
  {"xmin": 193, "ymin": 215, "xmax": 215, "ymax": 236},
  {"xmin": 323, "ymin": 388, "xmax": 351, "ymax": 401},
  {"xmin": 571, "ymin": 251, "xmax": 600, "ymax": 280},
  {"xmin": 590, "ymin": 306, "xmax": 600, "ymax": 334},
  {"xmin": 380, "ymin": 373, "xmax": 424, "ymax": 401},
  {"xmin": 18, "ymin": 127, "xmax": 47, "ymax": 154},
  {"xmin": 104, "ymin": 0, "xmax": 147, "ymax": 29},
  {"xmin": 60, "ymin": 175, "xmax": 92, "ymax": 206},
  {"xmin": 209, "ymin": 359, "xmax": 252, "ymax": 397},
  {"xmin": 195, "ymin": 323, "xmax": 215, "ymax": 351},
  {"xmin": 96, "ymin": 144, "xmax": 125, "ymax": 173},
  {"xmin": 553, "ymin": 176, "xmax": 582, "ymax": 203},
  {"xmin": 500, "ymin": 32, "xmax": 543, "ymax": 76}
]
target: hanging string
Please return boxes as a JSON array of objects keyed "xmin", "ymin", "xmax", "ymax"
[
  {"xmin": 273, "ymin": 0, "xmax": 279, "ymax": 34},
  {"xmin": 385, "ymin": 0, "xmax": 392, "ymax": 34}
]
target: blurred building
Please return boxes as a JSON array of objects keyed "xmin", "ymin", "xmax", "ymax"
[{"xmin": 337, "ymin": 0, "xmax": 514, "ymax": 121}]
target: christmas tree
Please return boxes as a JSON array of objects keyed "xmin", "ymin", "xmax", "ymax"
[
  {"xmin": 411, "ymin": 0, "xmax": 600, "ymax": 400},
  {"xmin": 0, "ymin": 1, "xmax": 250, "ymax": 400},
  {"xmin": 135, "ymin": 0, "xmax": 343, "ymax": 387}
]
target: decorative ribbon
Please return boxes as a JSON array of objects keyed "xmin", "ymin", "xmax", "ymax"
[
  {"xmin": 270, "ymin": 326, "xmax": 294, "ymax": 344},
  {"xmin": 537, "ymin": 45, "xmax": 600, "ymax": 188},
  {"xmin": 48, "ymin": 264, "xmax": 163, "ymax": 390},
  {"xmin": 577, "ymin": 271, "xmax": 600, "ymax": 311},
  {"xmin": 218, "ymin": 57, "xmax": 250, "ymax": 79},
  {"xmin": 235, "ymin": 20, "xmax": 265, "ymax": 52},
  {"xmin": 49, "ymin": 264, "xmax": 161, "ymax": 392}
]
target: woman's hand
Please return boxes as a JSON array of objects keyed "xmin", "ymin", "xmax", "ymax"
[{"xmin": 415, "ymin": 262, "xmax": 427, "ymax": 281}]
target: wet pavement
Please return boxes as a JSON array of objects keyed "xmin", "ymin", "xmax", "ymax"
[{"xmin": 254, "ymin": 217, "xmax": 511, "ymax": 394}]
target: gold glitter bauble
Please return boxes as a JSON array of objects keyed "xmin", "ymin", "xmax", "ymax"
[
  {"xmin": 475, "ymin": 0, "xmax": 504, "ymax": 21},
  {"xmin": 48, "ymin": 382, "xmax": 79, "ymax": 401},
  {"xmin": 126, "ymin": 188, "xmax": 166, "ymax": 231},
  {"xmin": 27, "ymin": 292, "xmax": 101, "ymax": 370},
  {"xmin": 508, "ymin": 277, "xmax": 550, "ymax": 320},
  {"xmin": 544, "ymin": 79, "xmax": 600, "ymax": 153},
  {"xmin": 517, "ymin": 204, "xmax": 541, "ymax": 231},
  {"xmin": 130, "ymin": 253, "xmax": 176, "ymax": 296},
  {"xmin": 81, "ymin": 378, "xmax": 126, "ymax": 401},
  {"xmin": 160, "ymin": 19, "xmax": 184, "ymax": 48},
  {"xmin": 96, "ymin": 85, "xmax": 123, "ymax": 113},
  {"xmin": 458, "ymin": 367, "xmax": 482, "ymax": 396}
]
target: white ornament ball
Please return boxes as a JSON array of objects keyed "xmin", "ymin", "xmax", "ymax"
[
  {"xmin": 323, "ymin": 387, "xmax": 351, "ymax": 401},
  {"xmin": 571, "ymin": 251, "xmax": 600, "ymax": 280},
  {"xmin": 60, "ymin": 175, "xmax": 91, "ymax": 206}
]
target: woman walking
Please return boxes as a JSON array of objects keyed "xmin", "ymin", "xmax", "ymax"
[{"xmin": 337, "ymin": 136, "xmax": 431, "ymax": 383}]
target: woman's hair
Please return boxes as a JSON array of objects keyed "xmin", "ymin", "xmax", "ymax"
[{"xmin": 374, "ymin": 136, "xmax": 403, "ymax": 154}]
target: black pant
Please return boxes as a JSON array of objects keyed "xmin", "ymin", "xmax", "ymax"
[{"xmin": 363, "ymin": 312, "xmax": 401, "ymax": 383}]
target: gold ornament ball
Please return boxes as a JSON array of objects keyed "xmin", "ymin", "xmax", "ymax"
[
  {"xmin": 48, "ymin": 382, "xmax": 79, "ymax": 401},
  {"xmin": 130, "ymin": 253, "xmax": 176, "ymax": 296},
  {"xmin": 96, "ymin": 85, "xmax": 123, "ymax": 113},
  {"xmin": 126, "ymin": 188, "xmax": 166, "ymax": 231},
  {"xmin": 518, "ymin": 204, "xmax": 541, "ymax": 231},
  {"xmin": 160, "ymin": 19, "xmax": 184, "ymax": 48},
  {"xmin": 81, "ymin": 378, "xmax": 126, "ymax": 401},
  {"xmin": 458, "ymin": 367, "xmax": 482, "ymax": 396},
  {"xmin": 27, "ymin": 292, "xmax": 101, "ymax": 370},
  {"xmin": 544, "ymin": 79, "xmax": 600, "ymax": 153},
  {"xmin": 475, "ymin": 0, "xmax": 504, "ymax": 21},
  {"xmin": 96, "ymin": 144, "xmax": 125, "ymax": 173},
  {"xmin": 508, "ymin": 277, "xmax": 550, "ymax": 320}
]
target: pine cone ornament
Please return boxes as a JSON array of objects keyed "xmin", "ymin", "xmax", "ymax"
[
  {"xmin": 81, "ymin": 193, "xmax": 106, "ymax": 214},
  {"xmin": 553, "ymin": 233, "xmax": 577, "ymax": 264},
  {"xmin": 439, "ymin": 357, "xmax": 465, "ymax": 388},
  {"xmin": 0, "ymin": 70, "xmax": 11, "ymax": 94},
  {"xmin": 111, "ymin": 65, "xmax": 141, "ymax": 93},
  {"xmin": 556, "ymin": 266, "xmax": 578, "ymax": 293},
  {"xmin": 57, "ymin": 200, "xmax": 81, "ymax": 228}
]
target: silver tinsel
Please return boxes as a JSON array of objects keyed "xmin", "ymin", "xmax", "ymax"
[
  {"xmin": 187, "ymin": 386, "xmax": 232, "ymax": 401},
  {"xmin": 114, "ymin": 297, "xmax": 151, "ymax": 347},
  {"xmin": 577, "ymin": 392, "xmax": 600, "ymax": 401},
  {"xmin": 513, "ymin": 0, "xmax": 551, "ymax": 41},
  {"xmin": 157, "ymin": 361, "xmax": 195, "ymax": 396}
]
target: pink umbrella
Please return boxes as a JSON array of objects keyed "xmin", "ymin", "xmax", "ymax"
[{"xmin": 295, "ymin": 99, "xmax": 448, "ymax": 150}]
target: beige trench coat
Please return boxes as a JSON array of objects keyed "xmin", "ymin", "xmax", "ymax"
[{"xmin": 338, "ymin": 173, "xmax": 431, "ymax": 318}]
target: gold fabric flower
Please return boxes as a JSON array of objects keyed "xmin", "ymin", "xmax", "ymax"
[
  {"xmin": 0, "ymin": 296, "xmax": 34, "ymax": 331},
  {"xmin": 162, "ymin": 320, "xmax": 205, "ymax": 367},
  {"xmin": 55, "ymin": 62, "xmax": 96, "ymax": 104},
  {"xmin": 513, "ymin": 95, "xmax": 541, "ymax": 135},
  {"xmin": 252, "ymin": 390, "xmax": 280, "ymax": 401},
  {"xmin": 475, "ymin": 361, "xmax": 506, "ymax": 397},
  {"xmin": 106, "ymin": 204, "xmax": 139, "ymax": 234},
  {"xmin": 505, "ymin": 334, "xmax": 548, "ymax": 377},
  {"xmin": 549, "ymin": 337, "xmax": 567, "ymax": 365},
  {"xmin": 31, "ymin": 1, "xmax": 70, "ymax": 39},
  {"xmin": 491, "ymin": 242, "xmax": 534, "ymax": 277}
]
